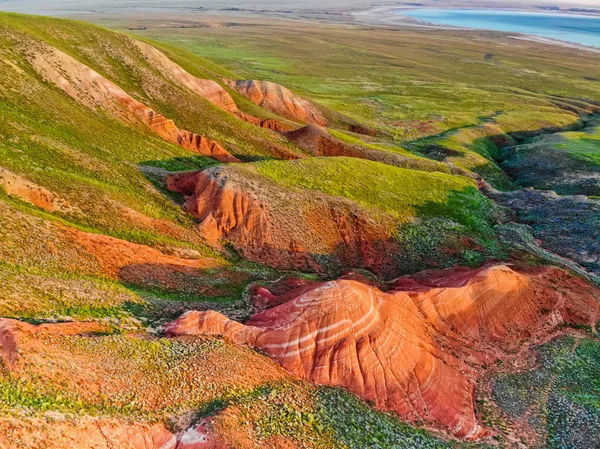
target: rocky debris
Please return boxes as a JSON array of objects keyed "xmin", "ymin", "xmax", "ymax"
[
  {"xmin": 28, "ymin": 43, "xmax": 238, "ymax": 163},
  {"xmin": 487, "ymin": 187, "xmax": 600, "ymax": 275},
  {"xmin": 167, "ymin": 264, "xmax": 600, "ymax": 439},
  {"xmin": 0, "ymin": 167, "xmax": 74, "ymax": 212},
  {"xmin": 496, "ymin": 222, "xmax": 600, "ymax": 287},
  {"xmin": 229, "ymin": 80, "xmax": 328, "ymax": 126}
]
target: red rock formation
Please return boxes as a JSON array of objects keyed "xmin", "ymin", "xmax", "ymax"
[
  {"xmin": 166, "ymin": 169, "xmax": 271, "ymax": 246},
  {"xmin": 135, "ymin": 40, "xmax": 238, "ymax": 114},
  {"xmin": 285, "ymin": 124, "xmax": 446, "ymax": 172},
  {"xmin": 133, "ymin": 41, "xmax": 295, "ymax": 136},
  {"xmin": 0, "ymin": 415, "xmax": 228, "ymax": 449},
  {"xmin": 166, "ymin": 264, "xmax": 600, "ymax": 439},
  {"xmin": 29, "ymin": 44, "xmax": 238, "ymax": 163},
  {"xmin": 230, "ymin": 80, "xmax": 327, "ymax": 126},
  {"xmin": 258, "ymin": 118, "xmax": 294, "ymax": 133},
  {"xmin": 166, "ymin": 166, "xmax": 399, "ymax": 276}
]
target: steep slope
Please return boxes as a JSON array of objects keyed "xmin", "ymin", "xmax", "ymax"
[
  {"xmin": 135, "ymin": 40, "xmax": 293, "ymax": 134},
  {"xmin": 31, "ymin": 42, "xmax": 239, "ymax": 163},
  {"xmin": 135, "ymin": 40, "xmax": 239, "ymax": 114},
  {"xmin": 2, "ymin": 12, "xmax": 298, "ymax": 160},
  {"xmin": 0, "ymin": 317, "xmax": 487, "ymax": 449},
  {"xmin": 230, "ymin": 80, "xmax": 328, "ymax": 126},
  {"xmin": 167, "ymin": 264, "xmax": 600, "ymax": 438},
  {"xmin": 0, "ymin": 13, "xmax": 297, "ymax": 326},
  {"xmin": 167, "ymin": 157, "xmax": 502, "ymax": 277}
]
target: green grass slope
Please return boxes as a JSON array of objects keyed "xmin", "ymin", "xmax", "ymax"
[
  {"xmin": 502, "ymin": 117, "xmax": 600, "ymax": 196},
  {"xmin": 234, "ymin": 157, "xmax": 502, "ymax": 273},
  {"xmin": 0, "ymin": 12, "xmax": 296, "ymax": 160},
  {"xmin": 0, "ymin": 13, "xmax": 290, "ymax": 323},
  {"xmin": 124, "ymin": 18, "xmax": 600, "ymax": 189}
]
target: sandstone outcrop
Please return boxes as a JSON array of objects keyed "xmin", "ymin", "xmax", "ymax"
[
  {"xmin": 166, "ymin": 166, "xmax": 400, "ymax": 276},
  {"xmin": 229, "ymin": 80, "xmax": 327, "ymax": 126},
  {"xmin": 29, "ymin": 43, "xmax": 238, "ymax": 163},
  {"xmin": 167, "ymin": 264, "xmax": 600, "ymax": 439}
]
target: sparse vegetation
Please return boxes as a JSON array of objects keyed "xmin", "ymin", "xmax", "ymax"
[{"xmin": 491, "ymin": 335, "xmax": 600, "ymax": 448}]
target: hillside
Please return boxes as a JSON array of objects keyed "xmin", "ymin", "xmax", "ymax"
[{"xmin": 0, "ymin": 11, "xmax": 599, "ymax": 449}]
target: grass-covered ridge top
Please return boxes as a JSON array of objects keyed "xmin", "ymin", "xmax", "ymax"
[{"xmin": 250, "ymin": 156, "xmax": 481, "ymax": 222}]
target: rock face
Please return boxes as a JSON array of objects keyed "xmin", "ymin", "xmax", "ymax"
[
  {"xmin": 167, "ymin": 264, "xmax": 600, "ymax": 439},
  {"xmin": 29, "ymin": 43, "xmax": 238, "ymax": 163},
  {"xmin": 230, "ymin": 80, "xmax": 327, "ymax": 126},
  {"xmin": 488, "ymin": 187, "xmax": 600, "ymax": 275},
  {"xmin": 166, "ymin": 166, "xmax": 400, "ymax": 276}
]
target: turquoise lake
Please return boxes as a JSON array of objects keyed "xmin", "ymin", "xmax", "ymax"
[{"xmin": 400, "ymin": 9, "xmax": 600, "ymax": 48}]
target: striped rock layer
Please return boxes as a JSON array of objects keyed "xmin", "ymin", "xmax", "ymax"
[{"xmin": 167, "ymin": 264, "xmax": 600, "ymax": 439}]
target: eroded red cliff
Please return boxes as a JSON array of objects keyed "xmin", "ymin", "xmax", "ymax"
[
  {"xmin": 166, "ymin": 166, "xmax": 400, "ymax": 276},
  {"xmin": 166, "ymin": 264, "xmax": 600, "ymax": 439},
  {"xmin": 230, "ymin": 80, "xmax": 327, "ymax": 126}
]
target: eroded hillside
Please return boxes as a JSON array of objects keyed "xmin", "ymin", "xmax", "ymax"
[{"xmin": 1, "ymin": 11, "xmax": 600, "ymax": 449}]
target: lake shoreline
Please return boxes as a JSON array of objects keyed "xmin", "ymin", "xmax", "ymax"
[{"xmin": 352, "ymin": 6, "xmax": 600, "ymax": 54}]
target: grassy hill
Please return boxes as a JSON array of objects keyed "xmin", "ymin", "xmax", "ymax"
[
  {"xmin": 1, "ymin": 11, "xmax": 599, "ymax": 449},
  {"xmin": 123, "ymin": 17, "xmax": 600, "ymax": 189}
]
